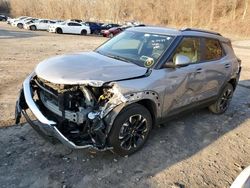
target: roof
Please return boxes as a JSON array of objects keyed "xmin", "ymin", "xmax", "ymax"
[
  {"xmin": 128, "ymin": 26, "xmax": 229, "ymax": 42},
  {"xmin": 128, "ymin": 26, "xmax": 181, "ymax": 36}
]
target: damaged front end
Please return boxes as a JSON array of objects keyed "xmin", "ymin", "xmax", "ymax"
[{"xmin": 15, "ymin": 72, "xmax": 127, "ymax": 150}]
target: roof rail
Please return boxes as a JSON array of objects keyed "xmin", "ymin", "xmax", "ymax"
[{"xmin": 181, "ymin": 28, "xmax": 222, "ymax": 36}]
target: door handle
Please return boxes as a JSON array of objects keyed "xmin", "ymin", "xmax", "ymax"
[
  {"xmin": 224, "ymin": 63, "xmax": 231, "ymax": 68},
  {"xmin": 195, "ymin": 68, "xmax": 202, "ymax": 73}
]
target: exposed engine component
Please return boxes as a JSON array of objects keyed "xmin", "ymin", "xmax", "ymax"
[{"xmin": 36, "ymin": 77, "xmax": 96, "ymax": 124}]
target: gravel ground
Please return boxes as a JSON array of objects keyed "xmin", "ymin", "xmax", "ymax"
[{"xmin": 0, "ymin": 23, "xmax": 249, "ymax": 188}]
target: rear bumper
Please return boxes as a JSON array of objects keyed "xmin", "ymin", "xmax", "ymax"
[{"xmin": 15, "ymin": 73, "xmax": 94, "ymax": 149}]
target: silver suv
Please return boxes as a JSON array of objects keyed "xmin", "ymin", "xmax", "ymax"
[{"xmin": 15, "ymin": 27, "xmax": 241, "ymax": 155}]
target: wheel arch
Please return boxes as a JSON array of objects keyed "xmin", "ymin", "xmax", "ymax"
[
  {"xmin": 29, "ymin": 24, "xmax": 36, "ymax": 29},
  {"xmin": 104, "ymin": 97, "xmax": 159, "ymax": 136},
  {"xmin": 81, "ymin": 29, "xmax": 87, "ymax": 35},
  {"xmin": 137, "ymin": 99, "xmax": 157, "ymax": 126},
  {"xmin": 56, "ymin": 27, "xmax": 62, "ymax": 32},
  {"xmin": 228, "ymin": 78, "xmax": 237, "ymax": 90}
]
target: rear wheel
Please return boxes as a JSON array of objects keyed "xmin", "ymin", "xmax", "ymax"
[
  {"xmin": 81, "ymin": 29, "xmax": 87, "ymax": 35},
  {"xmin": 108, "ymin": 103, "xmax": 152, "ymax": 156},
  {"xmin": 93, "ymin": 30, "xmax": 99, "ymax": 35},
  {"xmin": 56, "ymin": 28, "xmax": 63, "ymax": 34},
  {"xmin": 17, "ymin": 23, "xmax": 23, "ymax": 29},
  {"xmin": 30, "ymin": 25, "xmax": 36, "ymax": 31},
  {"xmin": 209, "ymin": 83, "xmax": 234, "ymax": 114}
]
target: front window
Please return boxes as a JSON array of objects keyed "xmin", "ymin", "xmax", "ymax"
[
  {"xmin": 171, "ymin": 37, "xmax": 201, "ymax": 64},
  {"xmin": 96, "ymin": 30, "xmax": 174, "ymax": 68}
]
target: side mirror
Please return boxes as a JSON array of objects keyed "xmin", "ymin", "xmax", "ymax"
[{"xmin": 175, "ymin": 54, "xmax": 191, "ymax": 67}]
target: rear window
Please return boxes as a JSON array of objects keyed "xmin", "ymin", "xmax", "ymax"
[{"xmin": 205, "ymin": 38, "xmax": 223, "ymax": 61}]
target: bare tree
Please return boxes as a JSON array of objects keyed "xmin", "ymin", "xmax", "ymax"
[
  {"xmin": 232, "ymin": 0, "xmax": 237, "ymax": 20},
  {"xmin": 242, "ymin": 0, "xmax": 248, "ymax": 20},
  {"xmin": 190, "ymin": 0, "xmax": 195, "ymax": 26},
  {"xmin": 209, "ymin": 0, "xmax": 215, "ymax": 23}
]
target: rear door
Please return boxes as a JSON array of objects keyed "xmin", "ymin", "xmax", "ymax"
[
  {"xmin": 67, "ymin": 22, "xmax": 82, "ymax": 34},
  {"xmin": 38, "ymin": 20, "xmax": 47, "ymax": 30},
  {"xmin": 200, "ymin": 38, "xmax": 229, "ymax": 97}
]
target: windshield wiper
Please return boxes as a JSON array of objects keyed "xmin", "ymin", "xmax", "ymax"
[
  {"xmin": 96, "ymin": 50, "xmax": 135, "ymax": 64},
  {"xmin": 105, "ymin": 53, "xmax": 132, "ymax": 63}
]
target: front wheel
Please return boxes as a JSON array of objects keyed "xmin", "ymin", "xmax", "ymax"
[
  {"xmin": 208, "ymin": 83, "xmax": 234, "ymax": 114},
  {"xmin": 30, "ymin": 25, "xmax": 36, "ymax": 31},
  {"xmin": 93, "ymin": 30, "xmax": 99, "ymax": 35},
  {"xmin": 108, "ymin": 103, "xmax": 152, "ymax": 156},
  {"xmin": 56, "ymin": 28, "xmax": 63, "ymax": 34},
  {"xmin": 108, "ymin": 33, "xmax": 114, "ymax": 38},
  {"xmin": 17, "ymin": 23, "xmax": 23, "ymax": 29},
  {"xmin": 81, "ymin": 29, "xmax": 87, "ymax": 35}
]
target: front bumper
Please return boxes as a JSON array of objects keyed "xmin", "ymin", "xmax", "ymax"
[{"xmin": 15, "ymin": 73, "xmax": 95, "ymax": 149}]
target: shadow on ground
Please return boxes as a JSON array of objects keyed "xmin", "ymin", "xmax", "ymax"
[
  {"xmin": 0, "ymin": 28, "xmax": 40, "ymax": 39},
  {"xmin": 0, "ymin": 81, "xmax": 249, "ymax": 188}
]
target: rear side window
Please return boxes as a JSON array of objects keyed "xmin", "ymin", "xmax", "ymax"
[
  {"xmin": 205, "ymin": 39, "xmax": 223, "ymax": 61},
  {"xmin": 68, "ymin": 23, "xmax": 81, "ymax": 26}
]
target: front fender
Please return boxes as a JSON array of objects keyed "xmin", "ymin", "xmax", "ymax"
[{"xmin": 103, "ymin": 90, "xmax": 161, "ymax": 136}]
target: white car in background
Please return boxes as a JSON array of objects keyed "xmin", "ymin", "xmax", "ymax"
[
  {"xmin": 48, "ymin": 21, "xmax": 90, "ymax": 35},
  {"xmin": 23, "ymin": 19, "xmax": 40, "ymax": 29},
  {"xmin": 26, "ymin": 19, "xmax": 56, "ymax": 31},
  {"xmin": 12, "ymin": 17, "xmax": 33, "ymax": 28},
  {"xmin": 7, "ymin": 16, "xmax": 28, "ymax": 25}
]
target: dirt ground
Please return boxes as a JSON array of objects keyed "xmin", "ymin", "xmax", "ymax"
[{"xmin": 0, "ymin": 22, "xmax": 249, "ymax": 188}]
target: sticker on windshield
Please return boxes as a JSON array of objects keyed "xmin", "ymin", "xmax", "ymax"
[{"xmin": 140, "ymin": 56, "xmax": 155, "ymax": 68}]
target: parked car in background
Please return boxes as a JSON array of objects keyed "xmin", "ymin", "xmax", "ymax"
[
  {"xmin": 0, "ymin": 15, "xmax": 7, "ymax": 21},
  {"xmin": 48, "ymin": 21, "xmax": 90, "ymax": 35},
  {"xmin": 101, "ymin": 24, "xmax": 145, "ymax": 37},
  {"xmin": 83, "ymin": 21, "xmax": 102, "ymax": 34},
  {"xmin": 7, "ymin": 16, "xmax": 28, "ymax": 25},
  {"xmin": 101, "ymin": 23, "xmax": 120, "ymax": 30},
  {"xmin": 12, "ymin": 17, "xmax": 33, "ymax": 28},
  {"xmin": 101, "ymin": 26, "xmax": 125, "ymax": 38},
  {"xmin": 26, "ymin": 19, "xmax": 56, "ymax": 31},
  {"xmin": 23, "ymin": 19, "xmax": 40, "ymax": 29},
  {"xmin": 67, "ymin": 19, "xmax": 82, "ymax": 23}
]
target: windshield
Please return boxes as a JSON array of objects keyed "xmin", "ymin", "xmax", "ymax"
[{"xmin": 96, "ymin": 30, "xmax": 174, "ymax": 68}]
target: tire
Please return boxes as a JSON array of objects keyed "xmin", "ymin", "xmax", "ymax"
[
  {"xmin": 17, "ymin": 23, "xmax": 23, "ymax": 29},
  {"xmin": 108, "ymin": 103, "xmax": 152, "ymax": 156},
  {"xmin": 93, "ymin": 30, "xmax": 99, "ymax": 35},
  {"xmin": 30, "ymin": 25, "xmax": 36, "ymax": 31},
  {"xmin": 209, "ymin": 83, "xmax": 234, "ymax": 114},
  {"xmin": 81, "ymin": 29, "xmax": 87, "ymax": 35},
  {"xmin": 56, "ymin": 28, "xmax": 63, "ymax": 34},
  {"xmin": 109, "ymin": 33, "xmax": 114, "ymax": 38}
]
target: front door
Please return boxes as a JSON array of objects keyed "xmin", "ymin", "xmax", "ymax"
[{"xmin": 162, "ymin": 37, "xmax": 208, "ymax": 117}]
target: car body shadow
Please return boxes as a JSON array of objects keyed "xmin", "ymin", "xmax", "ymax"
[{"xmin": 0, "ymin": 81, "xmax": 249, "ymax": 187}]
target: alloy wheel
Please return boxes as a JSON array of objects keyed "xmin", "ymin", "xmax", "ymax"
[
  {"xmin": 218, "ymin": 88, "xmax": 233, "ymax": 111},
  {"xmin": 118, "ymin": 114, "xmax": 148, "ymax": 150}
]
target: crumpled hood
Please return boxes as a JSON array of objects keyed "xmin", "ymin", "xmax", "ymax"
[{"xmin": 35, "ymin": 52, "xmax": 147, "ymax": 86}]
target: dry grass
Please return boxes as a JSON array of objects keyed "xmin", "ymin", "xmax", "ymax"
[
  {"xmin": 7, "ymin": 0, "xmax": 250, "ymax": 36},
  {"xmin": 0, "ymin": 0, "xmax": 9, "ymax": 13}
]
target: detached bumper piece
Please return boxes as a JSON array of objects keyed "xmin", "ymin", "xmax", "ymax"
[{"xmin": 15, "ymin": 73, "xmax": 108, "ymax": 150}]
